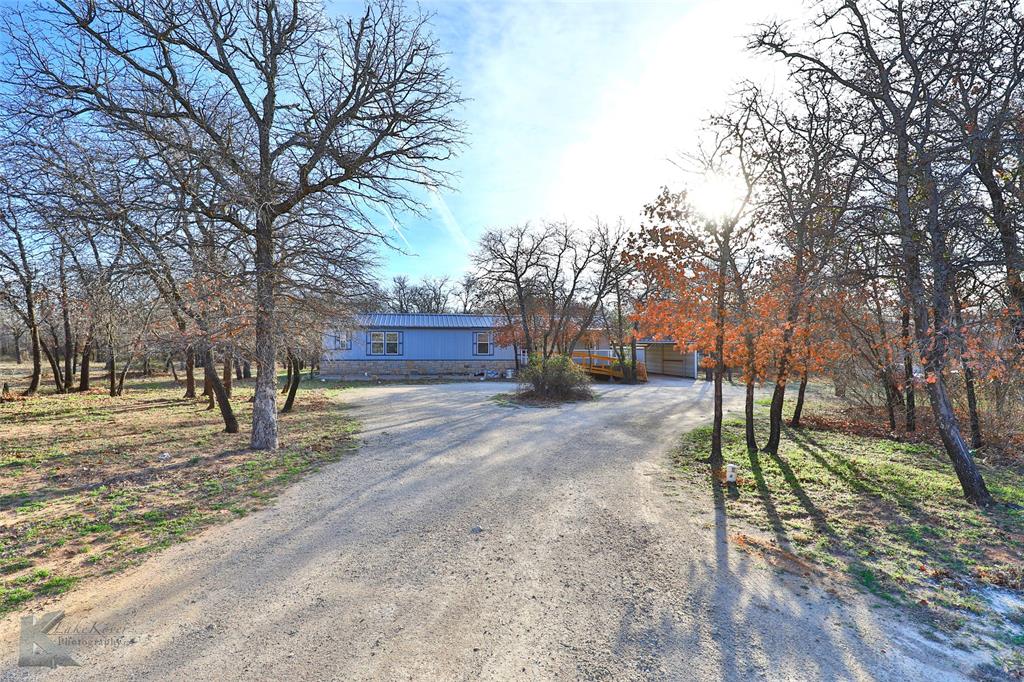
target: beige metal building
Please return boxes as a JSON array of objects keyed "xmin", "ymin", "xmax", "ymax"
[{"xmin": 641, "ymin": 341, "xmax": 701, "ymax": 378}]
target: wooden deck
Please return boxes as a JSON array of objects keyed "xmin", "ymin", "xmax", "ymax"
[{"xmin": 571, "ymin": 352, "xmax": 648, "ymax": 382}]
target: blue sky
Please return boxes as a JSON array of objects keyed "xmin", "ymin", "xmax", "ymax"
[{"xmin": 331, "ymin": 0, "xmax": 800, "ymax": 280}]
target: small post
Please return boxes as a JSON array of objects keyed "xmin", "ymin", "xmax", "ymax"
[{"xmin": 725, "ymin": 463, "xmax": 739, "ymax": 497}]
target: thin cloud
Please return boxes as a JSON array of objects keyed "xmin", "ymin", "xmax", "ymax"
[{"xmin": 428, "ymin": 186, "xmax": 472, "ymax": 251}]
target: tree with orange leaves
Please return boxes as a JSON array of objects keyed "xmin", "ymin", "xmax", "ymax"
[{"xmin": 629, "ymin": 144, "xmax": 760, "ymax": 466}]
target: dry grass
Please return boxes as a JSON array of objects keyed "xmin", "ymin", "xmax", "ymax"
[
  {"xmin": 0, "ymin": 360, "xmax": 359, "ymax": 614},
  {"xmin": 796, "ymin": 386, "xmax": 1024, "ymax": 469}
]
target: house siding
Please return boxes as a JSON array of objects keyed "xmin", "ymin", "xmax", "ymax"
[
  {"xmin": 325, "ymin": 328, "xmax": 515, "ymax": 362},
  {"xmin": 321, "ymin": 323, "xmax": 516, "ymax": 377}
]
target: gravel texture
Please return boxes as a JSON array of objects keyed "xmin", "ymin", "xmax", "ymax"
[{"xmin": 0, "ymin": 379, "xmax": 977, "ymax": 680}]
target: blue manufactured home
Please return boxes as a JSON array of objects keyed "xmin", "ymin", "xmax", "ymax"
[{"xmin": 321, "ymin": 313, "xmax": 518, "ymax": 379}]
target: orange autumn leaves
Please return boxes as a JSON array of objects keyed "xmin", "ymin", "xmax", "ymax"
[{"xmin": 625, "ymin": 223, "xmax": 842, "ymax": 385}]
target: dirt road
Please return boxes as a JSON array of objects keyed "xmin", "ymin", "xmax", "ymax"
[{"xmin": 0, "ymin": 379, "xmax": 975, "ymax": 680}]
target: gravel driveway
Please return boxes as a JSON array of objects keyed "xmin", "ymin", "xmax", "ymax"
[{"xmin": 0, "ymin": 379, "xmax": 976, "ymax": 680}]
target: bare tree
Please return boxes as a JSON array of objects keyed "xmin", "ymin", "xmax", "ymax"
[
  {"xmin": 7, "ymin": 0, "xmax": 463, "ymax": 448},
  {"xmin": 473, "ymin": 220, "xmax": 632, "ymax": 365},
  {"xmin": 0, "ymin": 176, "xmax": 44, "ymax": 395},
  {"xmin": 473, "ymin": 224, "xmax": 546, "ymax": 356},
  {"xmin": 408, "ymin": 276, "xmax": 452, "ymax": 313},
  {"xmin": 754, "ymin": 0, "xmax": 995, "ymax": 504},
  {"xmin": 452, "ymin": 273, "xmax": 484, "ymax": 313}
]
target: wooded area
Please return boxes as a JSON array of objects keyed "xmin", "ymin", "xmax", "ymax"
[
  {"xmin": 0, "ymin": 0, "xmax": 462, "ymax": 446},
  {"xmin": 629, "ymin": 0, "xmax": 1024, "ymax": 507},
  {"xmin": 2, "ymin": 0, "xmax": 1023, "ymax": 510}
]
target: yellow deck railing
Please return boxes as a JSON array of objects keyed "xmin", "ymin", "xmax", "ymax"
[{"xmin": 570, "ymin": 352, "xmax": 648, "ymax": 382}]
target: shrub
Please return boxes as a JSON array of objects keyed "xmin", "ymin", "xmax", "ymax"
[{"xmin": 518, "ymin": 355, "xmax": 593, "ymax": 401}]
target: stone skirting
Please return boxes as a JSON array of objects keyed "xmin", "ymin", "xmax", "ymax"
[{"xmin": 320, "ymin": 358, "xmax": 515, "ymax": 378}]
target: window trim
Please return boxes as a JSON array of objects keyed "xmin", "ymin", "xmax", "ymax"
[
  {"xmin": 368, "ymin": 330, "xmax": 403, "ymax": 356},
  {"xmin": 473, "ymin": 331, "xmax": 494, "ymax": 356}
]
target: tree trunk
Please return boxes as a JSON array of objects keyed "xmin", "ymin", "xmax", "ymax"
[
  {"xmin": 78, "ymin": 339, "xmax": 91, "ymax": 392},
  {"xmin": 204, "ymin": 347, "xmax": 239, "ymax": 433},
  {"xmin": 962, "ymin": 360, "xmax": 983, "ymax": 451},
  {"xmin": 59, "ymin": 253, "xmax": 73, "ymax": 394},
  {"xmin": 108, "ymin": 346, "xmax": 116, "ymax": 397},
  {"xmin": 13, "ymin": 332, "xmax": 22, "ymax": 364},
  {"xmin": 202, "ymin": 356, "xmax": 212, "ymax": 397},
  {"xmin": 925, "ymin": 378, "xmax": 992, "ymax": 504},
  {"xmin": 116, "ymin": 355, "xmax": 132, "ymax": 395},
  {"xmin": 744, "ymin": 378, "xmax": 757, "ymax": 451},
  {"xmin": 23, "ymin": 325, "xmax": 41, "ymax": 395},
  {"xmin": 712, "ymin": 339, "xmax": 725, "ymax": 469},
  {"xmin": 282, "ymin": 354, "xmax": 300, "ymax": 413},
  {"xmin": 901, "ymin": 307, "xmax": 916, "ymax": 432},
  {"xmin": 184, "ymin": 346, "xmax": 196, "ymax": 398},
  {"xmin": 168, "ymin": 354, "xmax": 181, "ymax": 384},
  {"xmin": 40, "ymin": 339, "xmax": 64, "ymax": 393},
  {"xmin": 60, "ymin": 328, "xmax": 72, "ymax": 391},
  {"xmin": 790, "ymin": 372, "xmax": 809, "ymax": 429},
  {"xmin": 951, "ymin": 288, "xmax": 983, "ymax": 450},
  {"xmin": 742, "ymin": 334, "xmax": 759, "ymax": 452},
  {"xmin": 765, "ymin": 301, "xmax": 802, "ymax": 454},
  {"xmin": 250, "ymin": 212, "xmax": 279, "ymax": 450},
  {"xmin": 282, "ymin": 355, "xmax": 293, "ymax": 395},
  {"xmin": 203, "ymin": 352, "xmax": 214, "ymax": 395},
  {"xmin": 116, "ymin": 370, "xmax": 126, "ymax": 395},
  {"xmin": 764, "ymin": 380, "xmax": 788, "ymax": 454},
  {"xmin": 223, "ymin": 347, "xmax": 232, "ymax": 399},
  {"xmin": 898, "ymin": 153, "xmax": 991, "ymax": 505},
  {"xmin": 710, "ymin": 248, "xmax": 727, "ymax": 469},
  {"xmin": 882, "ymin": 376, "xmax": 897, "ymax": 431},
  {"xmin": 629, "ymin": 334, "xmax": 638, "ymax": 385},
  {"xmin": 243, "ymin": 360, "xmax": 252, "ymax": 379},
  {"xmin": 975, "ymin": 149, "xmax": 1024, "ymax": 351},
  {"xmin": 234, "ymin": 357, "xmax": 243, "ymax": 381}
]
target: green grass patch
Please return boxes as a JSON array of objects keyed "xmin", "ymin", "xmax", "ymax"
[
  {"xmin": 672, "ymin": 409, "xmax": 1023, "ymax": 626},
  {"xmin": 36, "ymin": 576, "xmax": 78, "ymax": 596},
  {"xmin": 0, "ymin": 558, "xmax": 32, "ymax": 575},
  {"xmin": 1, "ymin": 588, "xmax": 33, "ymax": 608}
]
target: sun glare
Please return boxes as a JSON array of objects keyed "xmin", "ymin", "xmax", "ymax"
[{"xmin": 689, "ymin": 174, "xmax": 747, "ymax": 220}]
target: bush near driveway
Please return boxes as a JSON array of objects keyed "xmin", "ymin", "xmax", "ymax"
[{"xmin": 518, "ymin": 355, "xmax": 594, "ymax": 402}]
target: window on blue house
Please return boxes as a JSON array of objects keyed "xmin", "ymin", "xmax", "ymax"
[
  {"xmin": 370, "ymin": 332, "xmax": 384, "ymax": 355},
  {"xmin": 330, "ymin": 331, "xmax": 351, "ymax": 350},
  {"xmin": 369, "ymin": 331, "xmax": 402, "ymax": 355},
  {"xmin": 474, "ymin": 331, "xmax": 492, "ymax": 355}
]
